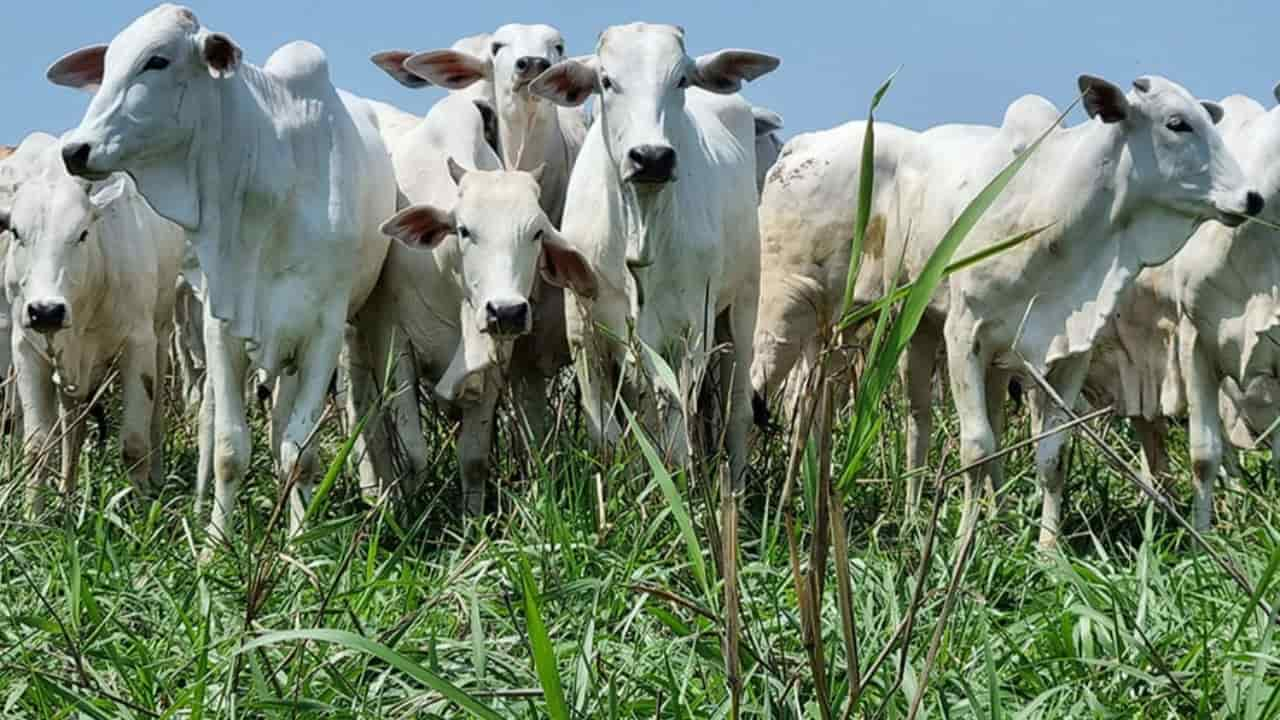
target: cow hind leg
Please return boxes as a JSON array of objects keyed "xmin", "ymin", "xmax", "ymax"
[
  {"xmin": 195, "ymin": 373, "xmax": 214, "ymax": 519},
  {"xmin": 944, "ymin": 318, "xmax": 998, "ymax": 534},
  {"xmin": 1032, "ymin": 354, "xmax": 1091, "ymax": 549},
  {"xmin": 901, "ymin": 330, "xmax": 942, "ymax": 515}
]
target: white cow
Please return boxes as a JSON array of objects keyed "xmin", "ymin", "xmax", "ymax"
[
  {"xmin": 2, "ymin": 142, "xmax": 184, "ymax": 513},
  {"xmin": 49, "ymin": 4, "xmax": 397, "ymax": 538},
  {"xmin": 936, "ymin": 76, "xmax": 1260, "ymax": 543},
  {"xmin": 530, "ymin": 23, "xmax": 779, "ymax": 484},
  {"xmin": 1082, "ymin": 84, "xmax": 1280, "ymax": 531},
  {"xmin": 1, "ymin": 134, "xmax": 60, "ymax": 426},
  {"xmin": 376, "ymin": 24, "xmax": 589, "ymax": 442},
  {"xmin": 363, "ymin": 163, "xmax": 595, "ymax": 513}
]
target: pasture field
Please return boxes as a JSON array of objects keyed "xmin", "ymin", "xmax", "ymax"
[{"xmin": 2, "ymin": 374, "xmax": 1279, "ymax": 720}]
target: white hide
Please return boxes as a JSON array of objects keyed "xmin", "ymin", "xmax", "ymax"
[{"xmin": 51, "ymin": 5, "xmax": 397, "ymax": 539}]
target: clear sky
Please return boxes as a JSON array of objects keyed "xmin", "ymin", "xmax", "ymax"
[{"xmin": 2, "ymin": 1, "xmax": 1277, "ymax": 145}]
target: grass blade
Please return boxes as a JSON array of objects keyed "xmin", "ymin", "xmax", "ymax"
[{"xmin": 514, "ymin": 552, "xmax": 570, "ymax": 720}]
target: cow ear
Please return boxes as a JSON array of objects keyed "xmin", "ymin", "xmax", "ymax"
[
  {"xmin": 529, "ymin": 57, "xmax": 598, "ymax": 107},
  {"xmin": 89, "ymin": 176, "xmax": 128, "ymax": 211},
  {"xmin": 1273, "ymin": 81, "xmax": 1280, "ymax": 106},
  {"xmin": 540, "ymin": 232, "xmax": 597, "ymax": 299},
  {"xmin": 446, "ymin": 157, "xmax": 468, "ymax": 186},
  {"xmin": 474, "ymin": 100, "xmax": 500, "ymax": 156},
  {"xmin": 200, "ymin": 31, "xmax": 242, "ymax": 79},
  {"xmin": 381, "ymin": 204, "xmax": 454, "ymax": 249},
  {"xmin": 691, "ymin": 50, "xmax": 780, "ymax": 94},
  {"xmin": 371, "ymin": 50, "xmax": 431, "ymax": 89},
  {"xmin": 47, "ymin": 44, "xmax": 109, "ymax": 92},
  {"xmin": 1201, "ymin": 101, "xmax": 1225, "ymax": 125},
  {"xmin": 1078, "ymin": 75, "xmax": 1129, "ymax": 123},
  {"xmin": 752, "ymin": 107, "xmax": 784, "ymax": 136},
  {"xmin": 404, "ymin": 50, "xmax": 490, "ymax": 90}
]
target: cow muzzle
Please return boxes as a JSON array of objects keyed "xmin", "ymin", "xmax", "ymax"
[
  {"xmin": 25, "ymin": 299, "xmax": 70, "ymax": 334},
  {"xmin": 625, "ymin": 144, "xmax": 677, "ymax": 185},
  {"xmin": 1217, "ymin": 190, "xmax": 1265, "ymax": 228},
  {"xmin": 484, "ymin": 299, "xmax": 532, "ymax": 337},
  {"xmin": 514, "ymin": 56, "xmax": 553, "ymax": 87}
]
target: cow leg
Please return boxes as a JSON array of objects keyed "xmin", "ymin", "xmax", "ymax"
[
  {"xmin": 1181, "ymin": 335, "xmax": 1221, "ymax": 533},
  {"xmin": 280, "ymin": 327, "xmax": 344, "ymax": 536},
  {"xmin": 985, "ymin": 366, "xmax": 1012, "ymax": 513},
  {"xmin": 346, "ymin": 316, "xmax": 427, "ymax": 502},
  {"xmin": 509, "ymin": 357, "xmax": 552, "ymax": 451},
  {"xmin": 58, "ymin": 394, "xmax": 88, "ymax": 500},
  {"xmin": 458, "ymin": 387, "xmax": 500, "ymax": 517},
  {"xmin": 944, "ymin": 316, "xmax": 997, "ymax": 533},
  {"xmin": 566, "ymin": 294, "xmax": 622, "ymax": 449},
  {"xmin": 1034, "ymin": 353, "xmax": 1090, "ymax": 549},
  {"xmin": 194, "ymin": 372, "xmax": 214, "ymax": 519},
  {"xmin": 15, "ymin": 340, "xmax": 56, "ymax": 516},
  {"xmin": 901, "ymin": 329, "xmax": 942, "ymax": 515},
  {"xmin": 120, "ymin": 336, "xmax": 160, "ymax": 499},
  {"xmin": 1132, "ymin": 416, "xmax": 1168, "ymax": 490},
  {"xmin": 205, "ymin": 316, "xmax": 252, "ymax": 545}
]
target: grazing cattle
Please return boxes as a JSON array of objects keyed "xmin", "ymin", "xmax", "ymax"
[
  {"xmin": 530, "ymin": 23, "xmax": 779, "ymax": 484},
  {"xmin": 364, "ymin": 164, "xmax": 594, "ymax": 513},
  {"xmin": 2, "ymin": 142, "xmax": 184, "ymax": 513},
  {"xmin": 378, "ymin": 24, "xmax": 589, "ymax": 442},
  {"xmin": 1, "ymin": 134, "xmax": 60, "ymax": 429},
  {"xmin": 50, "ymin": 4, "xmax": 397, "ymax": 539},
  {"xmin": 1082, "ymin": 84, "xmax": 1280, "ymax": 531},
  {"xmin": 751, "ymin": 106, "xmax": 784, "ymax": 196},
  {"xmin": 933, "ymin": 76, "xmax": 1260, "ymax": 543}
]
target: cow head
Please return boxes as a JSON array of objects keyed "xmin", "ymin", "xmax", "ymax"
[
  {"xmin": 1079, "ymin": 75, "xmax": 1262, "ymax": 227},
  {"xmin": 1, "ymin": 173, "xmax": 127, "ymax": 337},
  {"xmin": 380, "ymin": 161, "xmax": 595, "ymax": 337},
  {"xmin": 48, "ymin": 5, "xmax": 241, "ymax": 229},
  {"xmin": 531, "ymin": 23, "xmax": 778, "ymax": 187}
]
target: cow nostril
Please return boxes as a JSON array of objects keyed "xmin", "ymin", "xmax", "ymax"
[
  {"xmin": 27, "ymin": 301, "xmax": 68, "ymax": 331},
  {"xmin": 515, "ymin": 57, "xmax": 528, "ymax": 72},
  {"xmin": 1246, "ymin": 191, "xmax": 1265, "ymax": 217},
  {"xmin": 62, "ymin": 142, "xmax": 91, "ymax": 175}
]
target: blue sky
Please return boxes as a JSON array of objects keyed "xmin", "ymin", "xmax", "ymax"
[{"xmin": 2, "ymin": 1, "xmax": 1276, "ymax": 144}]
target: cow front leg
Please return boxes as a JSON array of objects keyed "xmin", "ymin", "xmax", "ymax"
[
  {"xmin": 1181, "ymin": 331, "xmax": 1222, "ymax": 533},
  {"xmin": 725, "ymin": 293, "xmax": 758, "ymax": 492},
  {"xmin": 1033, "ymin": 353, "xmax": 1090, "ymax": 549},
  {"xmin": 280, "ymin": 328, "xmax": 343, "ymax": 536},
  {"xmin": 58, "ymin": 394, "xmax": 89, "ymax": 500},
  {"xmin": 15, "ymin": 340, "xmax": 57, "ymax": 516},
  {"xmin": 458, "ymin": 386, "xmax": 500, "ymax": 518},
  {"xmin": 565, "ymin": 294, "xmax": 623, "ymax": 449},
  {"xmin": 205, "ymin": 315, "xmax": 252, "ymax": 545},
  {"xmin": 120, "ymin": 336, "xmax": 161, "ymax": 499},
  {"xmin": 944, "ymin": 315, "xmax": 997, "ymax": 534}
]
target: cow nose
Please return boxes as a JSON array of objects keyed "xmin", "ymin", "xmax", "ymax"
[
  {"xmin": 62, "ymin": 142, "xmax": 92, "ymax": 177},
  {"xmin": 1246, "ymin": 191, "xmax": 1265, "ymax": 217},
  {"xmin": 484, "ymin": 300, "xmax": 530, "ymax": 336},
  {"xmin": 26, "ymin": 300, "xmax": 68, "ymax": 333},
  {"xmin": 626, "ymin": 145, "xmax": 677, "ymax": 184},
  {"xmin": 515, "ymin": 56, "xmax": 551, "ymax": 78}
]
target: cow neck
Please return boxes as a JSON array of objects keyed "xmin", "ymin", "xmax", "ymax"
[{"xmin": 497, "ymin": 89, "xmax": 559, "ymax": 172}]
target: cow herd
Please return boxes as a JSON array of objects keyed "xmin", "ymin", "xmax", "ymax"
[{"xmin": 0, "ymin": 4, "xmax": 1276, "ymax": 552}]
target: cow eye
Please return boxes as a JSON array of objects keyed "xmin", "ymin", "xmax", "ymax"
[
  {"xmin": 77, "ymin": 230, "xmax": 89, "ymax": 244},
  {"xmin": 677, "ymin": 75, "xmax": 690, "ymax": 89},
  {"xmin": 142, "ymin": 56, "xmax": 171, "ymax": 73},
  {"xmin": 554, "ymin": 43, "xmax": 564, "ymax": 56},
  {"xmin": 457, "ymin": 225, "xmax": 470, "ymax": 240},
  {"xmin": 490, "ymin": 43, "xmax": 504, "ymax": 56},
  {"xmin": 601, "ymin": 75, "xmax": 614, "ymax": 92},
  {"xmin": 9, "ymin": 229, "xmax": 21, "ymax": 246},
  {"xmin": 533, "ymin": 228, "xmax": 545, "ymax": 242},
  {"xmin": 1166, "ymin": 117, "xmax": 1193, "ymax": 134}
]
